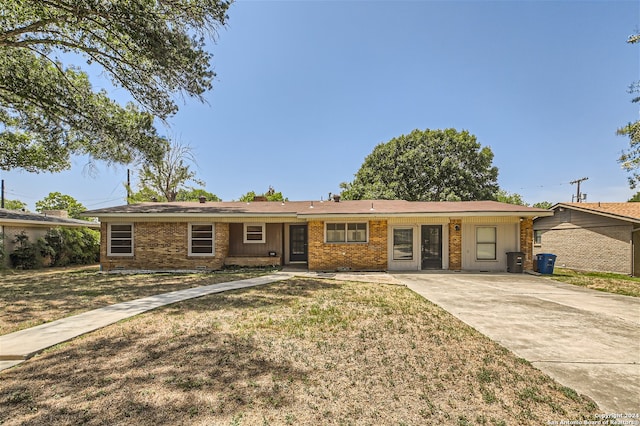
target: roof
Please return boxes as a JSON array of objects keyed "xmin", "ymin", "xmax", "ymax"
[
  {"xmin": 85, "ymin": 200, "xmax": 551, "ymax": 218},
  {"xmin": 0, "ymin": 209, "xmax": 100, "ymax": 228},
  {"xmin": 553, "ymin": 202, "xmax": 640, "ymax": 224}
]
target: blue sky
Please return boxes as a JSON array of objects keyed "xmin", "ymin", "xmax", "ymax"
[{"xmin": 2, "ymin": 0, "xmax": 639, "ymax": 210}]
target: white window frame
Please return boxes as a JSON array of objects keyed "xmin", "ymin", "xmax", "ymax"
[
  {"xmin": 392, "ymin": 227, "xmax": 414, "ymax": 261},
  {"xmin": 107, "ymin": 223, "xmax": 134, "ymax": 257},
  {"xmin": 244, "ymin": 223, "xmax": 266, "ymax": 243},
  {"xmin": 476, "ymin": 226, "xmax": 497, "ymax": 261},
  {"xmin": 325, "ymin": 222, "xmax": 368, "ymax": 243},
  {"xmin": 534, "ymin": 230, "xmax": 542, "ymax": 246},
  {"xmin": 188, "ymin": 223, "xmax": 215, "ymax": 256}
]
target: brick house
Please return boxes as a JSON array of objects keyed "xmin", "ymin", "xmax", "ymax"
[
  {"xmin": 1, "ymin": 208, "xmax": 100, "ymax": 266},
  {"xmin": 85, "ymin": 199, "xmax": 550, "ymax": 273},
  {"xmin": 533, "ymin": 202, "xmax": 640, "ymax": 276}
]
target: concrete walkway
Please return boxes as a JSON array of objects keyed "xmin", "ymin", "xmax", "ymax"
[
  {"xmin": 0, "ymin": 273, "xmax": 292, "ymax": 372},
  {"xmin": 394, "ymin": 272, "xmax": 640, "ymax": 414}
]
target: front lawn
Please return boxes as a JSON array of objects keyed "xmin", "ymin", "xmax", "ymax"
[
  {"xmin": 0, "ymin": 266, "xmax": 269, "ymax": 335},
  {"xmin": 0, "ymin": 277, "xmax": 599, "ymax": 425},
  {"xmin": 550, "ymin": 268, "xmax": 640, "ymax": 297}
]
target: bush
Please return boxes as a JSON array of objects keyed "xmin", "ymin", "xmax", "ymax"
[
  {"xmin": 43, "ymin": 227, "xmax": 100, "ymax": 266},
  {"xmin": 9, "ymin": 232, "xmax": 43, "ymax": 269}
]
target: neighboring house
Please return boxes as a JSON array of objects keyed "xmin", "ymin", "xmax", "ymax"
[
  {"xmin": 0, "ymin": 209, "xmax": 100, "ymax": 265},
  {"xmin": 533, "ymin": 202, "xmax": 640, "ymax": 276},
  {"xmin": 85, "ymin": 199, "xmax": 550, "ymax": 273}
]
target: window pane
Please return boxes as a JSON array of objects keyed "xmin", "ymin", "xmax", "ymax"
[
  {"xmin": 110, "ymin": 246, "xmax": 132, "ymax": 254},
  {"xmin": 477, "ymin": 227, "xmax": 496, "ymax": 243},
  {"xmin": 190, "ymin": 224, "xmax": 214, "ymax": 255},
  {"xmin": 393, "ymin": 228, "xmax": 413, "ymax": 260},
  {"xmin": 246, "ymin": 233, "xmax": 263, "ymax": 241},
  {"xmin": 326, "ymin": 223, "xmax": 345, "ymax": 242},
  {"xmin": 477, "ymin": 243, "xmax": 496, "ymax": 260},
  {"xmin": 347, "ymin": 223, "xmax": 367, "ymax": 242},
  {"xmin": 111, "ymin": 224, "xmax": 131, "ymax": 232},
  {"xmin": 246, "ymin": 225, "xmax": 262, "ymax": 233}
]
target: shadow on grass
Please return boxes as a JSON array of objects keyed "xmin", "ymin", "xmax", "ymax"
[{"xmin": 0, "ymin": 279, "xmax": 339, "ymax": 424}]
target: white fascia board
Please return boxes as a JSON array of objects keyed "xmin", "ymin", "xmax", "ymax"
[
  {"xmin": 0, "ymin": 218, "xmax": 99, "ymax": 228},
  {"xmin": 298, "ymin": 211, "xmax": 553, "ymax": 219}
]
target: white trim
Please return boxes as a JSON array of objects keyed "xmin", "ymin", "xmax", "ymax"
[
  {"xmin": 107, "ymin": 223, "xmax": 134, "ymax": 257},
  {"xmin": 475, "ymin": 226, "xmax": 497, "ymax": 261},
  {"xmin": 188, "ymin": 223, "xmax": 215, "ymax": 256},
  {"xmin": 244, "ymin": 223, "xmax": 266, "ymax": 243}
]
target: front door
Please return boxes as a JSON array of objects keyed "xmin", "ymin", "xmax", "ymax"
[
  {"xmin": 289, "ymin": 225, "xmax": 308, "ymax": 262},
  {"xmin": 421, "ymin": 225, "xmax": 442, "ymax": 270}
]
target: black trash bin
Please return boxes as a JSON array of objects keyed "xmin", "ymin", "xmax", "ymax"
[{"xmin": 506, "ymin": 252, "xmax": 524, "ymax": 273}]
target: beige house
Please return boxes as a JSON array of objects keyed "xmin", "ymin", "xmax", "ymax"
[
  {"xmin": 0, "ymin": 209, "xmax": 100, "ymax": 265},
  {"xmin": 86, "ymin": 199, "xmax": 550, "ymax": 273},
  {"xmin": 534, "ymin": 202, "xmax": 640, "ymax": 276}
]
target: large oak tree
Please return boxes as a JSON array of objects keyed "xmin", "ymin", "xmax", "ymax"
[
  {"xmin": 340, "ymin": 128, "xmax": 499, "ymax": 201},
  {"xmin": 0, "ymin": 0, "xmax": 230, "ymax": 172}
]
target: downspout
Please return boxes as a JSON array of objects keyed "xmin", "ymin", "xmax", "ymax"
[{"xmin": 631, "ymin": 226, "xmax": 640, "ymax": 276}]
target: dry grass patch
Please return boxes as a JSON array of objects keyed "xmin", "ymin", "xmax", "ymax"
[
  {"xmin": 0, "ymin": 278, "xmax": 599, "ymax": 425},
  {"xmin": 0, "ymin": 266, "xmax": 269, "ymax": 335},
  {"xmin": 550, "ymin": 268, "xmax": 640, "ymax": 297}
]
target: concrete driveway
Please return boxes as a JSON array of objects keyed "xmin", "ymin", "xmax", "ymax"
[{"xmin": 393, "ymin": 272, "xmax": 640, "ymax": 414}]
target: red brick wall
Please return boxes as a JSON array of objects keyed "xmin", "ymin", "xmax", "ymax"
[
  {"xmin": 448, "ymin": 219, "xmax": 462, "ymax": 270},
  {"xmin": 100, "ymin": 222, "xmax": 228, "ymax": 271},
  {"xmin": 307, "ymin": 220, "xmax": 388, "ymax": 271}
]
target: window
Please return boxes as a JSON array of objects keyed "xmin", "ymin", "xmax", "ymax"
[
  {"xmin": 476, "ymin": 227, "xmax": 496, "ymax": 260},
  {"xmin": 108, "ymin": 224, "xmax": 133, "ymax": 256},
  {"xmin": 189, "ymin": 224, "xmax": 214, "ymax": 256},
  {"xmin": 326, "ymin": 222, "xmax": 368, "ymax": 243},
  {"xmin": 393, "ymin": 228, "xmax": 413, "ymax": 260},
  {"xmin": 244, "ymin": 223, "xmax": 265, "ymax": 243},
  {"xmin": 534, "ymin": 230, "xmax": 542, "ymax": 245}
]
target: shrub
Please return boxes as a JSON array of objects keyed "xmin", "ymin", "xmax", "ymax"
[
  {"xmin": 43, "ymin": 227, "xmax": 100, "ymax": 266},
  {"xmin": 9, "ymin": 232, "xmax": 43, "ymax": 269}
]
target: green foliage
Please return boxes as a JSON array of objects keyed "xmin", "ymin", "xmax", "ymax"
[
  {"xmin": 3, "ymin": 199, "xmax": 27, "ymax": 210},
  {"xmin": 135, "ymin": 141, "xmax": 205, "ymax": 202},
  {"xmin": 239, "ymin": 187, "xmax": 287, "ymax": 202},
  {"xmin": 532, "ymin": 201, "xmax": 553, "ymax": 209},
  {"xmin": 175, "ymin": 188, "xmax": 221, "ymax": 202},
  {"xmin": 35, "ymin": 192, "xmax": 87, "ymax": 219},
  {"xmin": 628, "ymin": 192, "xmax": 640, "ymax": 202},
  {"xmin": 43, "ymin": 227, "xmax": 100, "ymax": 266},
  {"xmin": 618, "ymin": 32, "xmax": 640, "ymax": 188},
  {"xmin": 127, "ymin": 186, "xmax": 166, "ymax": 203},
  {"xmin": 495, "ymin": 190, "xmax": 528, "ymax": 206},
  {"xmin": 0, "ymin": 0, "xmax": 230, "ymax": 172},
  {"xmin": 340, "ymin": 128, "xmax": 499, "ymax": 201},
  {"xmin": 8, "ymin": 232, "xmax": 43, "ymax": 269}
]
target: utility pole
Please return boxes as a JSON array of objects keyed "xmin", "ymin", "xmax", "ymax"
[
  {"xmin": 570, "ymin": 177, "xmax": 589, "ymax": 202},
  {"xmin": 1, "ymin": 179, "xmax": 4, "ymax": 209},
  {"xmin": 127, "ymin": 169, "xmax": 131, "ymax": 204}
]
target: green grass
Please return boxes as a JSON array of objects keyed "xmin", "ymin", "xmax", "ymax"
[{"xmin": 550, "ymin": 268, "xmax": 640, "ymax": 297}]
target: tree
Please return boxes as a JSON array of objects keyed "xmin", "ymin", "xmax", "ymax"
[
  {"xmin": 533, "ymin": 201, "xmax": 553, "ymax": 209},
  {"xmin": 340, "ymin": 128, "xmax": 499, "ymax": 201},
  {"xmin": 135, "ymin": 141, "xmax": 205, "ymax": 202},
  {"xmin": 3, "ymin": 199, "xmax": 27, "ymax": 211},
  {"xmin": 495, "ymin": 190, "xmax": 527, "ymax": 206},
  {"xmin": 35, "ymin": 192, "xmax": 87, "ymax": 219},
  {"xmin": 0, "ymin": 1, "xmax": 230, "ymax": 172},
  {"xmin": 628, "ymin": 192, "xmax": 640, "ymax": 202},
  {"xmin": 239, "ymin": 187, "xmax": 287, "ymax": 202},
  {"xmin": 618, "ymin": 31, "xmax": 640, "ymax": 188},
  {"xmin": 176, "ymin": 188, "xmax": 220, "ymax": 202}
]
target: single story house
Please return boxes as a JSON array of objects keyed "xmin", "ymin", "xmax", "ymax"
[
  {"xmin": 1, "ymin": 209, "xmax": 100, "ymax": 265},
  {"xmin": 85, "ymin": 199, "xmax": 550, "ymax": 273},
  {"xmin": 533, "ymin": 202, "xmax": 640, "ymax": 276}
]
